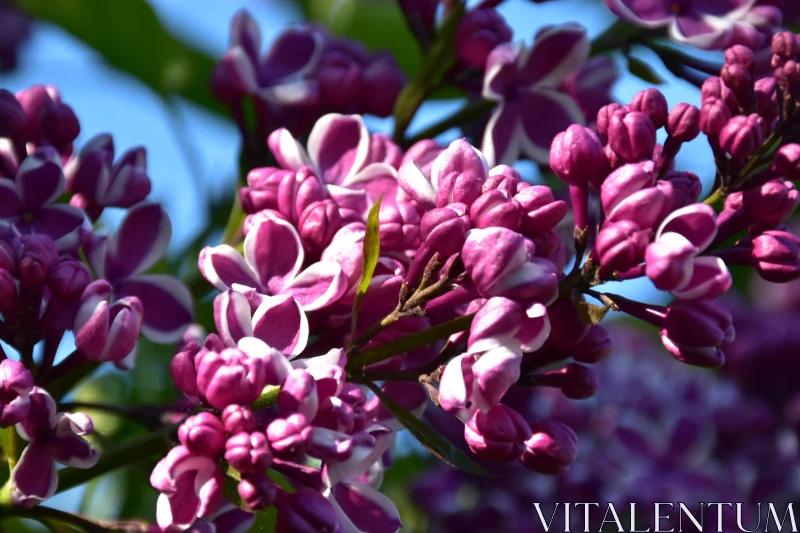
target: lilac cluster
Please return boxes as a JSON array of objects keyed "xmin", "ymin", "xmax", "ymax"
[
  {"xmin": 413, "ymin": 324, "xmax": 799, "ymax": 532},
  {"xmin": 211, "ymin": 10, "xmax": 406, "ymax": 139},
  {"xmin": 0, "ymin": 84, "xmax": 192, "ymax": 506},
  {"xmin": 605, "ymin": 0, "xmax": 783, "ymax": 50}
]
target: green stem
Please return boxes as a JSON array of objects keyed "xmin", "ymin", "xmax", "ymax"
[
  {"xmin": 346, "ymin": 313, "xmax": 475, "ymax": 371},
  {"xmin": 56, "ymin": 423, "xmax": 179, "ymax": 495},
  {"xmin": 404, "ymin": 99, "xmax": 496, "ymax": 148},
  {"xmin": 590, "ymin": 19, "xmax": 644, "ymax": 56},
  {"xmin": 703, "ymin": 187, "xmax": 726, "ymax": 209},
  {"xmin": 0, "ymin": 505, "xmax": 114, "ymax": 532}
]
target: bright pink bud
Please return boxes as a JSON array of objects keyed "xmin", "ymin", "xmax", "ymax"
[
  {"xmin": 267, "ymin": 414, "xmax": 312, "ymax": 458},
  {"xmin": 645, "ymin": 233, "xmax": 696, "ymax": 291},
  {"xmin": 751, "ymin": 229, "xmax": 800, "ymax": 283},
  {"xmin": 699, "ymin": 97, "xmax": 732, "ymax": 138},
  {"xmin": 720, "ymin": 63, "xmax": 754, "ymax": 111},
  {"xmin": 74, "ymin": 281, "xmax": 144, "ymax": 364},
  {"xmin": 595, "ymin": 220, "xmax": 648, "ymax": 278},
  {"xmin": 484, "ymin": 165, "xmax": 521, "ymax": 195},
  {"xmin": 772, "ymin": 31, "xmax": 800, "ymax": 59},
  {"xmin": 239, "ymin": 168, "xmax": 291, "ymax": 214},
  {"xmin": 298, "ymin": 199, "xmax": 342, "ymax": 251},
  {"xmin": 178, "ymin": 412, "xmax": 226, "ymax": 456},
  {"xmin": 657, "ymin": 171, "xmax": 702, "ymax": 212},
  {"xmin": 725, "ymin": 45, "xmax": 757, "ymax": 74},
  {"xmin": 755, "ymin": 78, "xmax": 779, "ymax": 125},
  {"xmin": 222, "ymin": 405, "xmax": 258, "ymax": 435},
  {"xmin": 48, "ymin": 259, "xmax": 91, "ymax": 300},
  {"xmin": 630, "ymin": 88, "xmax": 668, "ymax": 129},
  {"xmin": 719, "ymin": 114, "xmax": 764, "ymax": 161},
  {"xmin": 16, "ymin": 85, "xmax": 80, "ymax": 153},
  {"xmin": 570, "ymin": 325, "xmax": 612, "ymax": 364},
  {"xmin": 171, "ymin": 339, "xmax": 202, "ymax": 397},
  {"xmin": 608, "ymin": 111, "xmax": 656, "ymax": 163},
  {"xmin": 666, "ymin": 103, "xmax": 700, "ymax": 143},
  {"xmin": 519, "ymin": 419, "xmax": 577, "ymax": 474},
  {"xmin": 775, "ymin": 144, "xmax": 800, "ymax": 180},
  {"xmin": 596, "ymin": 103, "xmax": 627, "ymax": 140},
  {"xmin": 419, "ymin": 204, "xmax": 470, "ymax": 257},
  {"xmin": 455, "ymin": 8, "xmax": 512, "ymax": 68},
  {"xmin": 278, "ymin": 369, "xmax": 319, "ymax": 422},
  {"xmin": 549, "ymin": 124, "xmax": 608, "ymax": 188},
  {"xmin": 513, "ymin": 185, "xmax": 568, "ymax": 237},
  {"xmin": 195, "ymin": 347, "xmax": 268, "ymax": 410},
  {"xmin": 238, "ymin": 474, "xmax": 278, "ymax": 511},
  {"xmin": 379, "ymin": 202, "xmax": 420, "ymax": 251},
  {"xmin": 740, "ymin": 179, "xmax": 799, "ymax": 225},
  {"xmin": 701, "ymin": 77, "xmax": 737, "ymax": 111},
  {"xmin": 464, "ymin": 405, "xmax": 532, "ymax": 461},
  {"xmin": 225, "ymin": 431, "xmax": 272, "ymax": 474},
  {"xmin": 600, "ymin": 160, "xmax": 656, "ymax": 215},
  {"xmin": 535, "ymin": 363, "xmax": 598, "ymax": 399},
  {"xmin": 469, "ymin": 189, "xmax": 522, "ymax": 230}
]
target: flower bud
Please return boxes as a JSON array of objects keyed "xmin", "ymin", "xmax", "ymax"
[
  {"xmin": 535, "ymin": 363, "xmax": 598, "ymax": 399},
  {"xmin": 17, "ymin": 235, "xmax": 59, "ymax": 294},
  {"xmin": 16, "ymin": 85, "xmax": 80, "ymax": 153},
  {"xmin": 0, "ymin": 89, "xmax": 26, "ymax": 141},
  {"xmin": 751, "ymin": 229, "xmax": 800, "ymax": 283},
  {"xmin": 701, "ymin": 77, "xmax": 737, "ymax": 111},
  {"xmin": 210, "ymin": 47, "xmax": 258, "ymax": 105},
  {"xmin": 549, "ymin": 125, "xmax": 608, "ymax": 188},
  {"xmin": 645, "ymin": 233, "xmax": 696, "ymax": 291},
  {"xmin": 666, "ymin": 103, "xmax": 700, "ymax": 143},
  {"xmin": 720, "ymin": 62, "xmax": 754, "ymax": 110},
  {"xmin": 419, "ymin": 204, "xmax": 470, "ymax": 256},
  {"xmin": 456, "ymin": 8, "xmax": 512, "ymax": 68},
  {"xmin": 608, "ymin": 111, "xmax": 656, "ymax": 162},
  {"xmin": 596, "ymin": 103, "xmax": 627, "ymax": 140},
  {"xmin": 379, "ymin": 202, "xmax": 420, "ymax": 251},
  {"xmin": 171, "ymin": 340, "xmax": 201, "ymax": 397},
  {"xmin": 222, "ymin": 405, "xmax": 258, "ymax": 435},
  {"xmin": 225, "ymin": 431, "xmax": 272, "ymax": 474},
  {"xmin": 433, "ymin": 139, "xmax": 488, "ymax": 207},
  {"xmin": 267, "ymin": 414, "xmax": 312, "ymax": 458},
  {"xmin": 484, "ymin": 166, "xmax": 520, "ymax": 195},
  {"xmin": 570, "ymin": 325, "xmax": 612, "ymax": 364},
  {"xmin": 772, "ymin": 31, "xmax": 800, "ymax": 59},
  {"xmin": 278, "ymin": 369, "xmax": 319, "ymax": 421},
  {"xmin": 178, "ymin": 412, "xmax": 226, "ymax": 456},
  {"xmin": 699, "ymin": 97, "xmax": 732, "ymax": 138},
  {"xmin": 195, "ymin": 347, "xmax": 267, "ymax": 410},
  {"xmin": 298, "ymin": 199, "xmax": 342, "ymax": 251},
  {"xmin": 513, "ymin": 186, "xmax": 568, "ymax": 236},
  {"xmin": 660, "ymin": 299, "xmax": 734, "ymax": 367},
  {"xmin": 755, "ymin": 77, "xmax": 779, "ymax": 126},
  {"xmin": 720, "ymin": 114, "xmax": 764, "ymax": 160},
  {"xmin": 775, "ymin": 144, "xmax": 800, "ymax": 180},
  {"xmin": 725, "ymin": 45, "xmax": 757, "ymax": 75},
  {"xmin": 238, "ymin": 474, "xmax": 278, "ymax": 511},
  {"xmin": 630, "ymin": 88, "xmax": 668, "ymax": 129},
  {"xmin": 0, "ymin": 359, "xmax": 33, "ymax": 427},
  {"xmin": 546, "ymin": 299, "xmax": 590, "ymax": 350},
  {"xmin": 464, "ymin": 404, "xmax": 532, "ymax": 461},
  {"xmin": 519, "ymin": 419, "xmax": 577, "ymax": 475},
  {"xmin": 469, "ymin": 189, "xmax": 522, "ymax": 230},
  {"xmin": 275, "ymin": 489, "xmax": 343, "ymax": 533},
  {"xmin": 740, "ymin": 179, "xmax": 799, "ymax": 225},
  {"xmin": 596, "ymin": 220, "xmax": 648, "ymax": 278},
  {"xmin": 600, "ymin": 161, "xmax": 656, "ymax": 215},
  {"xmin": 48, "ymin": 259, "xmax": 91, "ymax": 300},
  {"xmin": 74, "ymin": 281, "xmax": 144, "ymax": 364}
]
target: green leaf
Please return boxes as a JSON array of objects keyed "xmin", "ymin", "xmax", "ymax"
[
  {"xmin": 294, "ymin": 0, "xmax": 422, "ymax": 79},
  {"xmin": 17, "ymin": 0, "xmax": 226, "ymax": 117},
  {"xmin": 0, "ymin": 426, "xmax": 20, "ymax": 471},
  {"xmin": 575, "ymin": 301, "xmax": 610, "ymax": 325},
  {"xmin": 350, "ymin": 195, "xmax": 383, "ymax": 340},
  {"xmin": 347, "ymin": 313, "xmax": 475, "ymax": 370},
  {"xmin": 251, "ymin": 385, "xmax": 281, "ymax": 411},
  {"xmin": 363, "ymin": 382, "xmax": 490, "ymax": 476},
  {"xmin": 625, "ymin": 54, "xmax": 665, "ymax": 85}
]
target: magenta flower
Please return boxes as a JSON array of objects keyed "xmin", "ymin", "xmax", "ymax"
[
  {"xmin": 0, "ymin": 359, "xmax": 33, "ymax": 427},
  {"xmin": 481, "ymin": 24, "xmax": 590, "ymax": 165},
  {"xmin": 0, "ymin": 146, "xmax": 86, "ymax": 253},
  {"xmin": 606, "ymin": 0, "xmax": 767, "ymax": 50},
  {"xmin": 11, "ymin": 388, "xmax": 98, "ymax": 507},
  {"xmin": 200, "ymin": 216, "xmax": 347, "ymax": 312},
  {"xmin": 86, "ymin": 202, "xmax": 193, "ymax": 343}
]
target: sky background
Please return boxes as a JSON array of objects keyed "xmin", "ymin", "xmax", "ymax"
[{"xmin": 0, "ymin": 0, "xmax": 720, "ymax": 518}]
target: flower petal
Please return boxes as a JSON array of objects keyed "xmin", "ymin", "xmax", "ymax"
[
  {"xmin": 16, "ymin": 148, "xmax": 65, "ymax": 209},
  {"xmin": 18, "ymin": 204, "xmax": 86, "ymax": 253},
  {"xmin": 482, "ymin": 42, "xmax": 522, "ymax": 101},
  {"xmin": 522, "ymin": 23, "xmax": 590, "ymax": 87},
  {"xmin": 283, "ymin": 260, "xmax": 348, "ymax": 311},
  {"xmin": 481, "ymin": 103, "xmax": 523, "ymax": 167},
  {"xmin": 268, "ymin": 128, "xmax": 313, "ymax": 171},
  {"xmin": 307, "ymin": 114, "xmax": 370, "ymax": 185},
  {"xmin": 114, "ymin": 275, "xmax": 193, "ymax": 344},
  {"xmin": 330, "ymin": 481, "xmax": 403, "ymax": 533},
  {"xmin": 671, "ymin": 256, "xmax": 732, "ymax": 300},
  {"xmin": 10, "ymin": 440, "xmax": 57, "ymax": 508},
  {"xmin": 108, "ymin": 202, "xmax": 171, "ymax": 279},
  {"xmin": 396, "ymin": 161, "xmax": 436, "ymax": 210},
  {"xmin": 252, "ymin": 294, "xmax": 309, "ymax": 357},
  {"xmin": 517, "ymin": 88, "xmax": 586, "ymax": 164},
  {"xmin": 50, "ymin": 432, "xmax": 99, "ymax": 468},
  {"xmin": 656, "ymin": 203, "xmax": 718, "ymax": 251},
  {"xmin": 214, "ymin": 290, "xmax": 254, "ymax": 346},
  {"xmin": 0, "ymin": 179, "xmax": 22, "ymax": 218},
  {"xmin": 244, "ymin": 217, "xmax": 304, "ymax": 295},
  {"xmin": 323, "ymin": 424, "xmax": 394, "ymax": 487},
  {"xmin": 606, "ymin": 0, "xmax": 675, "ymax": 27}
]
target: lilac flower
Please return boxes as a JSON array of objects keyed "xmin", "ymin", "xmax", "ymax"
[
  {"xmin": 73, "ymin": 280, "xmax": 143, "ymax": 364},
  {"xmin": 11, "ymin": 388, "xmax": 98, "ymax": 507},
  {"xmin": 481, "ymin": 24, "xmax": 589, "ymax": 166},
  {"xmin": 0, "ymin": 146, "xmax": 86, "ymax": 253},
  {"xmin": 200, "ymin": 216, "xmax": 347, "ymax": 312},
  {"xmin": 0, "ymin": 359, "xmax": 33, "ymax": 427},
  {"xmin": 87, "ymin": 202, "xmax": 193, "ymax": 343},
  {"xmin": 605, "ymin": 0, "xmax": 769, "ymax": 50}
]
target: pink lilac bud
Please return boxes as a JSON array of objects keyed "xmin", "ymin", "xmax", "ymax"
[
  {"xmin": 379, "ymin": 202, "xmax": 421, "ymax": 251},
  {"xmin": 772, "ymin": 31, "xmax": 800, "ymax": 59},
  {"xmin": 660, "ymin": 299, "xmax": 734, "ymax": 367},
  {"xmin": 596, "ymin": 103, "xmax": 627, "ymax": 140},
  {"xmin": 210, "ymin": 47, "xmax": 258, "ymax": 105},
  {"xmin": 549, "ymin": 125, "xmax": 608, "ymax": 188},
  {"xmin": 570, "ymin": 325, "xmax": 612, "ymax": 364},
  {"xmin": 600, "ymin": 160, "xmax": 656, "ymax": 216},
  {"xmin": 666, "ymin": 103, "xmax": 701, "ymax": 143},
  {"xmin": 178, "ymin": 412, "xmax": 226, "ymax": 456},
  {"xmin": 741, "ymin": 179, "xmax": 800, "ymax": 225},
  {"xmin": 658, "ymin": 171, "xmax": 702, "ymax": 212},
  {"xmin": 630, "ymin": 89, "xmax": 668, "ymax": 129},
  {"xmin": 464, "ymin": 405, "xmax": 532, "ymax": 461},
  {"xmin": 16, "ymin": 85, "xmax": 80, "ymax": 153},
  {"xmin": 0, "ymin": 270, "xmax": 20, "ymax": 324},
  {"xmin": 755, "ymin": 77, "xmax": 779, "ymax": 126},
  {"xmin": 700, "ymin": 97, "xmax": 732, "ymax": 138},
  {"xmin": 267, "ymin": 414, "xmax": 312, "ymax": 458},
  {"xmin": 401, "ymin": 139, "xmax": 442, "ymax": 179},
  {"xmin": 18, "ymin": 235, "xmax": 58, "ymax": 294},
  {"xmin": 519, "ymin": 419, "xmax": 577, "ymax": 475},
  {"xmin": 0, "ymin": 359, "xmax": 33, "ymax": 427},
  {"xmin": 275, "ymin": 489, "xmax": 343, "ymax": 533},
  {"xmin": 222, "ymin": 405, "xmax": 258, "ymax": 434},
  {"xmin": 751, "ymin": 229, "xmax": 800, "ymax": 283},
  {"xmin": 0, "ymin": 89, "xmax": 26, "ymax": 142},
  {"xmin": 298, "ymin": 199, "xmax": 342, "ymax": 251},
  {"xmin": 720, "ymin": 114, "xmax": 764, "ymax": 160},
  {"xmin": 645, "ymin": 233, "xmax": 696, "ymax": 291},
  {"xmin": 608, "ymin": 111, "xmax": 656, "ymax": 163},
  {"xmin": 483, "ymin": 166, "xmax": 520, "ymax": 195},
  {"xmin": 535, "ymin": 363, "xmax": 598, "ymax": 399},
  {"xmin": 48, "ymin": 259, "xmax": 91, "ymax": 299},
  {"xmin": 195, "ymin": 348, "xmax": 267, "ymax": 410},
  {"xmin": 171, "ymin": 340, "xmax": 202, "ymax": 397},
  {"xmin": 780, "ymin": 60, "xmax": 800, "ymax": 97},
  {"xmin": 513, "ymin": 186, "xmax": 568, "ymax": 237},
  {"xmin": 74, "ymin": 281, "xmax": 144, "ymax": 364},
  {"xmin": 546, "ymin": 299, "xmax": 590, "ymax": 350},
  {"xmin": 595, "ymin": 220, "xmax": 648, "ymax": 278},
  {"xmin": 278, "ymin": 369, "xmax": 318, "ymax": 422},
  {"xmin": 239, "ymin": 168, "xmax": 290, "ymax": 214},
  {"xmin": 456, "ymin": 8, "xmax": 512, "ymax": 69},
  {"xmin": 225, "ymin": 431, "xmax": 272, "ymax": 474},
  {"xmin": 725, "ymin": 45, "xmax": 757, "ymax": 75},
  {"xmin": 469, "ymin": 189, "xmax": 522, "ymax": 230},
  {"xmin": 720, "ymin": 63, "xmax": 754, "ymax": 110},
  {"xmin": 419, "ymin": 204, "xmax": 470, "ymax": 257},
  {"xmin": 701, "ymin": 77, "xmax": 737, "ymax": 111},
  {"xmin": 238, "ymin": 474, "xmax": 277, "ymax": 511},
  {"xmin": 775, "ymin": 144, "xmax": 800, "ymax": 180},
  {"xmin": 433, "ymin": 139, "xmax": 488, "ymax": 207}
]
